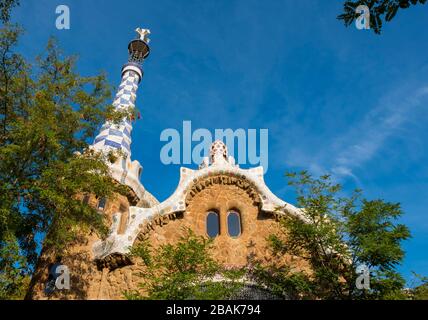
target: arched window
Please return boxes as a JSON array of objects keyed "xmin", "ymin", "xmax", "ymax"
[
  {"xmin": 227, "ymin": 210, "xmax": 241, "ymax": 237},
  {"xmin": 206, "ymin": 211, "xmax": 220, "ymax": 238}
]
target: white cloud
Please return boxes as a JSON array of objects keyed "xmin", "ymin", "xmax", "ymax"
[
  {"xmin": 272, "ymin": 83, "xmax": 428, "ymax": 185},
  {"xmin": 331, "ymin": 86, "xmax": 428, "ymax": 177}
]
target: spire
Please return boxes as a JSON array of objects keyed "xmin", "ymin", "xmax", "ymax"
[
  {"xmin": 92, "ymin": 28, "xmax": 150, "ymax": 157},
  {"xmin": 90, "ymin": 28, "xmax": 153, "ymax": 202}
]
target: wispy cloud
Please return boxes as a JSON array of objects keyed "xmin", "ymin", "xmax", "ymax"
[
  {"xmin": 273, "ymin": 83, "xmax": 428, "ymax": 185},
  {"xmin": 331, "ymin": 85, "xmax": 428, "ymax": 179}
]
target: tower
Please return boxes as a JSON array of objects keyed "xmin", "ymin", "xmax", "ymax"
[
  {"xmin": 26, "ymin": 29, "xmax": 159, "ymax": 300},
  {"xmin": 91, "ymin": 28, "xmax": 156, "ymax": 206}
]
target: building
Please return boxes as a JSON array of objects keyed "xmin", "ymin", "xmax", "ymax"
[{"xmin": 26, "ymin": 28, "xmax": 308, "ymax": 300}]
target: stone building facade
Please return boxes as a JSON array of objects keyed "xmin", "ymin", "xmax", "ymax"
[{"xmin": 26, "ymin": 29, "xmax": 308, "ymax": 300}]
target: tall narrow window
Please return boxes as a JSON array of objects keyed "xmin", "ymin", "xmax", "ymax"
[
  {"xmin": 97, "ymin": 198, "xmax": 107, "ymax": 211},
  {"xmin": 206, "ymin": 211, "xmax": 220, "ymax": 238},
  {"xmin": 227, "ymin": 210, "xmax": 241, "ymax": 237}
]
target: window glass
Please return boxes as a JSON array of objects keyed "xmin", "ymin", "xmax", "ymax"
[
  {"xmin": 227, "ymin": 211, "xmax": 241, "ymax": 237},
  {"xmin": 98, "ymin": 198, "xmax": 107, "ymax": 211},
  {"xmin": 206, "ymin": 211, "xmax": 220, "ymax": 238}
]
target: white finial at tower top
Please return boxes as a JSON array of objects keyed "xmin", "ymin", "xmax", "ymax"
[{"xmin": 135, "ymin": 28, "xmax": 151, "ymax": 43}]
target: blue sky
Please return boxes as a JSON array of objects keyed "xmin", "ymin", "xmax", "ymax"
[{"xmin": 11, "ymin": 0, "xmax": 428, "ymax": 285}]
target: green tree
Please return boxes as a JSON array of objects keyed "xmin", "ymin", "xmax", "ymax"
[
  {"xmin": 125, "ymin": 229, "xmax": 244, "ymax": 300},
  {"xmin": 256, "ymin": 172, "xmax": 411, "ymax": 300},
  {"xmin": 0, "ymin": 0, "xmax": 19, "ymax": 24},
  {"xmin": 0, "ymin": 22, "xmax": 130, "ymax": 298},
  {"xmin": 338, "ymin": 0, "xmax": 427, "ymax": 34},
  {"xmin": 0, "ymin": 233, "xmax": 30, "ymax": 299},
  {"xmin": 411, "ymin": 273, "xmax": 428, "ymax": 300}
]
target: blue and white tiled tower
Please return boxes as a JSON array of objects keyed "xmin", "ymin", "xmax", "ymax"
[
  {"xmin": 91, "ymin": 28, "xmax": 158, "ymax": 206},
  {"xmin": 92, "ymin": 74, "xmax": 138, "ymax": 157}
]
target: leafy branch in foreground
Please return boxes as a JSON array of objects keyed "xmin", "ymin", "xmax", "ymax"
[
  {"xmin": 0, "ymin": 0, "xmax": 20, "ymax": 24},
  {"xmin": 0, "ymin": 233, "xmax": 30, "ymax": 300},
  {"xmin": 411, "ymin": 273, "xmax": 428, "ymax": 300},
  {"xmin": 125, "ymin": 229, "xmax": 245, "ymax": 300},
  {"xmin": 258, "ymin": 171, "xmax": 411, "ymax": 300}
]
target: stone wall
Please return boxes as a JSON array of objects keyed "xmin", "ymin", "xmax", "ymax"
[
  {"xmin": 26, "ymin": 192, "xmax": 132, "ymax": 300},
  {"xmin": 27, "ymin": 179, "xmax": 309, "ymax": 300}
]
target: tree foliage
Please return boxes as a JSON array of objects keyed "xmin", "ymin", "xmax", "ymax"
[
  {"xmin": 126, "ymin": 229, "xmax": 245, "ymax": 300},
  {"xmin": 259, "ymin": 172, "xmax": 411, "ymax": 300},
  {"xmin": 0, "ymin": 233, "xmax": 30, "ymax": 299},
  {"xmin": 0, "ymin": 21, "xmax": 130, "ymax": 298},
  {"xmin": 411, "ymin": 273, "xmax": 428, "ymax": 300},
  {"xmin": 338, "ymin": 0, "xmax": 427, "ymax": 34},
  {"xmin": 0, "ymin": 0, "xmax": 19, "ymax": 24}
]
